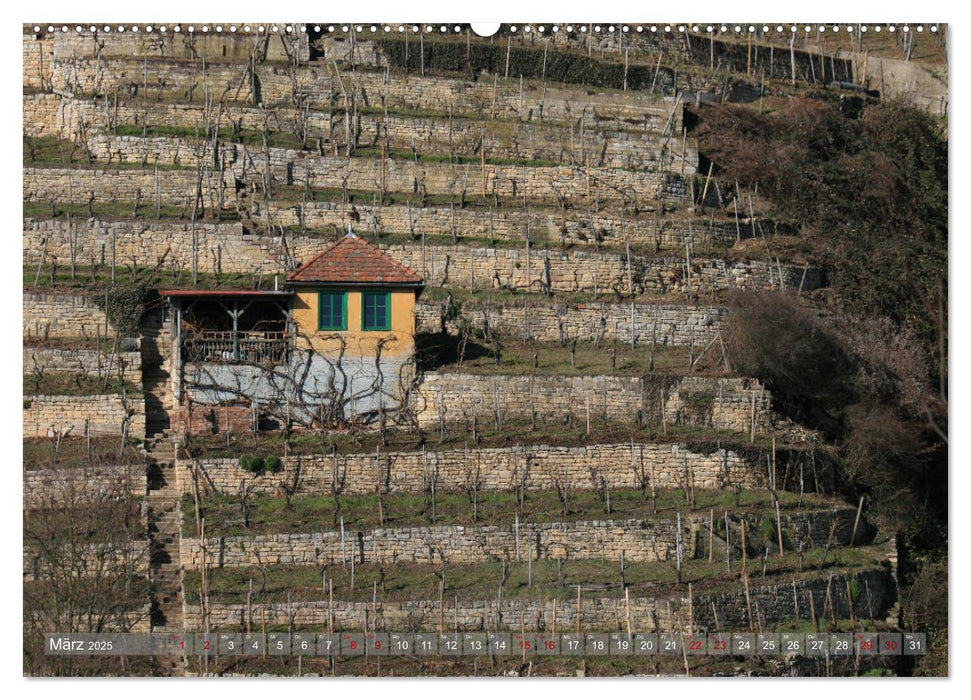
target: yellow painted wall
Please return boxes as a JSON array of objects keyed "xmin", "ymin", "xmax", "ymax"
[{"xmin": 292, "ymin": 287, "xmax": 416, "ymax": 358}]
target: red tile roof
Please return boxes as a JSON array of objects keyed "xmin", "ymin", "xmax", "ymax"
[{"xmin": 287, "ymin": 235, "xmax": 423, "ymax": 286}]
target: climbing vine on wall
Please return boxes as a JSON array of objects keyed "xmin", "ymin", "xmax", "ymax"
[{"xmin": 94, "ymin": 282, "xmax": 155, "ymax": 337}]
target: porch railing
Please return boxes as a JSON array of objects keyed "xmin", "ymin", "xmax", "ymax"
[{"xmin": 182, "ymin": 331, "xmax": 290, "ymax": 365}]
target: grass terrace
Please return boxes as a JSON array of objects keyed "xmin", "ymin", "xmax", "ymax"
[
  {"xmin": 23, "ymin": 136, "xmax": 194, "ymax": 171},
  {"xmin": 419, "ymin": 336, "xmax": 728, "ymax": 377},
  {"xmin": 24, "ymin": 436, "xmax": 143, "ymax": 470},
  {"xmin": 23, "ymin": 373, "xmax": 141, "ymax": 397},
  {"xmin": 180, "ymin": 416, "xmax": 807, "ymax": 462},
  {"xmin": 183, "ymin": 543, "xmax": 888, "ymax": 606},
  {"xmin": 182, "ymin": 487, "xmax": 838, "ymax": 539}
]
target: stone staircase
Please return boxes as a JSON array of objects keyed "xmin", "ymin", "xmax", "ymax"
[
  {"xmin": 141, "ymin": 306, "xmax": 186, "ymax": 676},
  {"xmin": 146, "ymin": 434, "xmax": 186, "ymax": 676},
  {"xmin": 141, "ymin": 307, "xmax": 173, "ymax": 438}
]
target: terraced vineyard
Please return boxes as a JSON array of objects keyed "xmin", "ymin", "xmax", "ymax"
[{"xmin": 22, "ymin": 23, "xmax": 947, "ymax": 678}]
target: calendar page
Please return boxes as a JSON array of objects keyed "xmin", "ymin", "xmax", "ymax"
[{"xmin": 20, "ymin": 11, "xmax": 948, "ymax": 682}]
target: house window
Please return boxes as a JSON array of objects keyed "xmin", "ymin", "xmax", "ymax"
[
  {"xmin": 362, "ymin": 291, "xmax": 391, "ymax": 331},
  {"xmin": 318, "ymin": 291, "xmax": 347, "ymax": 331}
]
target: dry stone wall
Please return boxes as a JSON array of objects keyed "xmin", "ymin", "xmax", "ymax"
[
  {"xmin": 264, "ymin": 201, "xmax": 750, "ymax": 249},
  {"xmin": 23, "ymin": 394, "xmax": 145, "ymax": 439},
  {"xmin": 37, "ymin": 30, "xmax": 309, "ymax": 63},
  {"xmin": 416, "ymin": 374, "xmax": 773, "ymax": 433},
  {"xmin": 25, "ymin": 93, "xmax": 691, "ymax": 173},
  {"xmin": 181, "ymin": 518, "xmax": 686, "ymax": 570},
  {"xmin": 23, "ymin": 539, "xmax": 151, "ymax": 582},
  {"xmin": 381, "ymin": 244, "xmax": 823, "ymax": 296},
  {"xmin": 24, "ymin": 344, "xmax": 142, "ymax": 385},
  {"xmin": 80, "ymin": 136, "xmax": 667, "ymax": 204},
  {"xmin": 179, "ymin": 507, "xmax": 854, "ymax": 571},
  {"xmin": 24, "ymin": 93, "xmax": 324, "ymax": 141},
  {"xmin": 23, "ymin": 292, "xmax": 114, "ymax": 340},
  {"xmin": 24, "ymin": 219, "xmax": 285, "ymax": 278},
  {"xmin": 23, "ymin": 221, "xmax": 816, "ymax": 297},
  {"xmin": 416, "ymin": 299, "xmax": 726, "ymax": 346},
  {"xmin": 24, "ymin": 167, "xmax": 202, "ymax": 207},
  {"xmin": 339, "ymin": 114, "xmax": 686, "ymax": 172},
  {"xmin": 23, "ymin": 36, "xmax": 54, "ymax": 89},
  {"xmin": 183, "ymin": 567, "xmax": 889, "ymax": 632},
  {"xmin": 25, "ymin": 49, "xmax": 683, "ymax": 128},
  {"xmin": 181, "ymin": 440, "xmax": 831, "ymax": 498},
  {"xmin": 24, "ymin": 463, "xmax": 148, "ymax": 508},
  {"xmin": 337, "ymin": 69, "xmax": 682, "ymax": 127}
]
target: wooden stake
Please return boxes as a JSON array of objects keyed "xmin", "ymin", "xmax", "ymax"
[
  {"xmin": 439, "ymin": 577, "xmax": 445, "ymax": 634},
  {"xmin": 480, "ymin": 138, "xmax": 487, "ymax": 199},
  {"xmin": 261, "ymin": 608, "xmax": 267, "ymax": 660},
  {"xmin": 552, "ymin": 598, "xmax": 557, "ymax": 637},
  {"xmin": 246, "ymin": 579, "xmax": 252, "ymax": 633},
  {"xmin": 850, "ymin": 496, "xmax": 865, "ymax": 546},
  {"xmin": 576, "ymin": 585, "xmax": 581, "ymax": 634},
  {"xmin": 724, "ymin": 511, "xmax": 732, "ymax": 577},
  {"xmin": 520, "ymin": 608, "xmax": 527, "ymax": 662},
  {"xmin": 741, "ymin": 520, "xmax": 754, "ymax": 631},
  {"xmin": 808, "ymin": 591, "xmax": 818, "ymax": 632}
]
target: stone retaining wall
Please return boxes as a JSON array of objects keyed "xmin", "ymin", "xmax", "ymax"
[
  {"xmin": 23, "ymin": 292, "xmax": 113, "ymax": 340},
  {"xmin": 80, "ymin": 136, "xmax": 668, "ymax": 204},
  {"xmin": 263, "ymin": 201, "xmax": 752, "ymax": 249},
  {"xmin": 417, "ymin": 299, "xmax": 726, "ymax": 346},
  {"xmin": 337, "ymin": 65, "xmax": 683, "ymax": 126},
  {"xmin": 179, "ymin": 508, "xmax": 854, "ymax": 571},
  {"xmin": 24, "ymin": 167, "xmax": 202, "ymax": 207},
  {"xmin": 23, "ymin": 219, "xmax": 285, "ymax": 277},
  {"xmin": 182, "ymin": 517, "xmax": 685, "ymax": 570},
  {"xmin": 23, "ymin": 394, "xmax": 146, "ymax": 439},
  {"xmin": 381, "ymin": 244, "xmax": 823, "ymax": 296},
  {"xmin": 24, "ymin": 93, "xmax": 689, "ymax": 173},
  {"xmin": 28, "ymin": 30, "xmax": 309, "ymax": 64},
  {"xmin": 415, "ymin": 374, "xmax": 773, "ymax": 434},
  {"xmin": 24, "ymin": 463, "xmax": 147, "ymax": 508},
  {"xmin": 39, "ymin": 51, "xmax": 323, "ymax": 107},
  {"xmin": 183, "ymin": 567, "xmax": 890, "ymax": 632},
  {"xmin": 23, "ymin": 539, "xmax": 151, "ymax": 582},
  {"xmin": 24, "ymin": 344, "xmax": 142, "ymax": 385},
  {"xmin": 23, "ymin": 221, "xmax": 819, "ymax": 297},
  {"xmin": 181, "ymin": 440, "xmax": 832, "ymax": 499}
]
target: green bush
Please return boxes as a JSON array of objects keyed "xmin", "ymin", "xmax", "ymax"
[
  {"xmin": 264, "ymin": 455, "xmax": 282, "ymax": 474},
  {"xmin": 239, "ymin": 455, "xmax": 264, "ymax": 474},
  {"xmin": 848, "ymin": 579, "xmax": 863, "ymax": 605},
  {"xmin": 760, "ymin": 517, "xmax": 777, "ymax": 543}
]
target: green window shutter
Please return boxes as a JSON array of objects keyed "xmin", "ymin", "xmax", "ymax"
[
  {"xmin": 362, "ymin": 291, "xmax": 392, "ymax": 331},
  {"xmin": 318, "ymin": 291, "xmax": 347, "ymax": 331}
]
